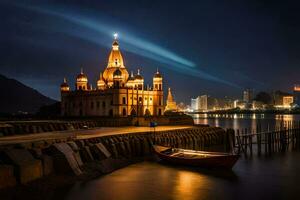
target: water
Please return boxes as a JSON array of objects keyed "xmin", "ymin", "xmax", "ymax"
[
  {"xmin": 192, "ymin": 113, "xmax": 300, "ymax": 131},
  {"xmin": 62, "ymin": 153, "xmax": 300, "ymax": 200},
  {"xmin": 59, "ymin": 114, "xmax": 300, "ymax": 200}
]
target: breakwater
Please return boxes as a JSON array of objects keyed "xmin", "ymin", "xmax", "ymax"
[
  {"xmin": 0, "ymin": 115, "xmax": 194, "ymax": 136},
  {"xmin": 0, "ymin": 126, "xmax": 233, "ymax": 198}
]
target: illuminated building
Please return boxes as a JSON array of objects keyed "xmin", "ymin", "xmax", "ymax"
[
  {"xmin": 294, "ymin": 84, "xmax": 300, "ymax": 106},
  {"xmin": 234, "ymin": 100, "xmax": 246, "ymax": 109},
  {"xmin": 243, "ymin": 88, "xmax": 253, "ymax": 103},
  {"xmin": 165, "ymin": 88, "xmax": 177, "ymax": 111},
  {"xmin": 191, "ymin": 98, "xmax": 199, "ymax": 112},
  {"xmin": 199, "ymin": 95, "xmax": 217, "ymax": 111},
  {"xmin": 60, "ymin": 35, "xmax": 165, "ymax": 117},
  {"xmin": 273, "ymin": 91, "xmax": 294, "ymax": 109},
  {"xmin": 282, "ymin": 96, "xmax": 294, "ymax": 108},
  {"xmin": 252, "ymin": 100, "xmax": 264, "ymax": 110}
]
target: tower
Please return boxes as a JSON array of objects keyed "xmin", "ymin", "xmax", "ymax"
[
  {"xmin": 153, "ymin": 69, "xmax": 162, "ymax": 91},
  {"xmin": 76, "ymin": 68, "xmax": 88, "ymax": 90},
  {"xmin": 102, "ymin": 34, "xmax": 129, "ymax": 87},
  {"xmin": 97, "ymin": 72, "xmax": 106, "ymax": 90},
  {"xmin": 134, "ymin": 69, "xmax": 144, "ymax": 89},
  {"xmin": 60, "ymin": 77, "xmax": 70, "ymax": 92},
  {"xmin": 126, "ymin": 71, "xmax": 135, "ymax": 88},
  {"xmin": 165, "ymin": 87, "xmax": 177, "ymax": 111}
]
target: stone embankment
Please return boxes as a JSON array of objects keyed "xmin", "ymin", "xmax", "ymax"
[
  {"xmin": 0, "ymin": 126, "xmax": 234, "ymax": 198},
  {"xmin": 0, "ymin": 115, "xmax": 194, "ymax": 136}
]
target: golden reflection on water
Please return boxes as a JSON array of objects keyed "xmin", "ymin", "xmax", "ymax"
[
  {"xmin": 173, "ymin": 170, "xmax": 207, "ymax": 200},
  {"xmin": 275, "ymin": 114, "xmax": 294, "ymax": 121}
]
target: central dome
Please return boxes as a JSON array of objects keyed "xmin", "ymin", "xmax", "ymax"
[{"xmin": 103, "ymin": 38, "xmax": 129, "ymax": 86}]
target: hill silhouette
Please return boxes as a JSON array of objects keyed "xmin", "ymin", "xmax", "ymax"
[{"xmin": 0, "ymin": 74, "xmax": 57, "ymax": 114}]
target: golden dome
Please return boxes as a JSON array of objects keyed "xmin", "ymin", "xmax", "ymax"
[
  {"xmin": 103, "ymin": 38, "xmax": 129, "ymax": 85},
  {"xmin": 76, "ymin": 68, "xmax": 88, "ymax": 82},
  {"xmin": 154, "ymin": 69, "xmax": 162, "ymax": 78},
  {"xmin": 107, "ymin": 40, "xmax": 125, "ymax": 68},
  {"xmin": 134, "ymin": 69, "xmax": 143, "ymax": 80},
  {"xmin": 60, "ymin": 78, "xmax": 70, "ymax": 91}
]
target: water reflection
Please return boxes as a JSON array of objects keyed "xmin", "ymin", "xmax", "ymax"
[
  {"xmin": 174, "ymin": 171, "xmax": 204, "ymax": 200},
  {"xmin": 192, "ymin": 114, "xmax": 300, "ymax": 132},
  {"xmin": 60, "ymin": 152, "xmax": 300, "ymax": 200}
]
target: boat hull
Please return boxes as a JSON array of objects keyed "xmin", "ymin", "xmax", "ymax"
[{"xmin": 154, "ymin": 146, "xmax": 239, "ymax": 169}]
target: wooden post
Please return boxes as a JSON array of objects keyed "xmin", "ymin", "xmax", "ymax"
[
  {"xmin": 257, "ymin": 132, "xmax": 261, "ymax": 156},
  {"xmin": 237, "ymin": 129, "xmax": 241, "ymax": 154},
  {"xmin": 249, "ymin": 130, "xmax": 253, "ymax": 156}
]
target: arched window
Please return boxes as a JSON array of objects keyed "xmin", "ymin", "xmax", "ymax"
[
  {"xmin": 102, "ymin": 101, "xmax": 106, "ymax": 108},
  {"xmin": 122, "ymin": 97, "xmax": 126, "ymax": 104},
  {"xmin": 145, "ymin": 109, "xmax": 151, "ymax": 117},
  {"xmin": 109, "ymin": 109, "xmax": 113, "ymax": 116},
  {"xmin": 158, "ymin": 108, "xmax": 162, "ymax": 116},
  {"xmin": 130, "ymin": 109, "xmax": 137, "ymax": 116},
  {"xmin": 122, "ymin": 108, "xmax": 126, "ymax": 116}
]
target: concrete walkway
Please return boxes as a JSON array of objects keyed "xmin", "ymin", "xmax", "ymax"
[{"xmin": 0, "ymin": 126, "xmax": 193, "ymax": 145}]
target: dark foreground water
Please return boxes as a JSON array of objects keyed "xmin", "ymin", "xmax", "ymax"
[
  {"xmin": 58, "ymin": 114, "xmax": 300, "ymax": 200},
  {"xmin": 61, "ymin": 152, "xmax": 300, "ymax": 200}
]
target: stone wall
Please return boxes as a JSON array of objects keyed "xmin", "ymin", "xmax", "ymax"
[
  {"xmin": 0, "ymin": 126, "xmax": 234, "ymax": 190},
  {"xmin": 0, "ymin": 115, "xmax": 194, "ymax": 136}
]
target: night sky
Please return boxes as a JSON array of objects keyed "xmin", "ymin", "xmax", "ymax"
[{"xmin": 1, "ymin": 0, "xmax": 300, "ymax": 103}]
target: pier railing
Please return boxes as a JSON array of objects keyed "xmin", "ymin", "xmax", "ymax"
[{"xmin": 232, "ymin": 121, "xmax": 300, "ymax": 156}]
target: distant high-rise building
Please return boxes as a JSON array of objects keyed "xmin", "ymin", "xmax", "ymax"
[
  {"xmin": 273, "ymin": 90, "xmax": 294, "ymax": 109},
  {"xmin": 191, "ymin": 98, "xmax": 199, "ymax": 111},
  {"xmin": 199, "ymin": 95, "xmax": 217, "ymax": 111},
  {"xmin": 243, "ymin": 88, "xmax": 253, "ymax": 103}
]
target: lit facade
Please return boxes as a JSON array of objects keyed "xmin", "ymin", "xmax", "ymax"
[
  {"xmin": 282, "ymin": 96, "xmax": 294, "ymax": 108},
  {"xmin": 243, "ymin": 88, "xmax": 253, "ymax": 103},
  {"xmin": 294, "ymin": 84, "xmax": 300, "ymax": 106},
  {"xmin": 165, "ymin": 88, "xmax": 177, "ymax": 111},
  {"xmin": 60, "ymin": 37, "xmax": 164, "ymax": 117}
]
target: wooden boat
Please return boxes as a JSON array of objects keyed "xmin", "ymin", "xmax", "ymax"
[{"xmin": 153, "ymin": 145, "xmax": 239, "ymax": 169}]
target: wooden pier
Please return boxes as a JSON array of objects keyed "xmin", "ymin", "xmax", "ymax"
[{"xmin": 230, "ymin": 121, "xmax": 300, "ymax": 156}]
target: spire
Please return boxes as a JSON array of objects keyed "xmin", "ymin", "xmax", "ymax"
[
  {"xmin": 156, "ymin": 68, "xmax": 159, "ymax": 74},
  {"xmin": 63, "ymin": 77, "xmax": 67, "ymax": 83},
  {"xmin": 106, "ymin": 33, "xmax": 125, "ymax": 68},
  {"xmin": 131, "ymin": 71, "xmax": 134, "ymax": 77},
  {"xmin": 113, "ymin": 33, "xmax": 118, "ymax": 40},
  {"xmin": 112, "ymin": 33, "xmax": 119, "ymax": 50},
  {"xmin": 165, "ymin": 87, "xmax": 177, "ymax": 111},
  {"xmin": 137, "ymin": 68, "xmax": 140, "ymax": 75},
  {"xmin": 99, "ymin": 72, "xmax": 103, "ymax": 80},
  {"xmin": 167, "ymin": 88, "xmax": 174, "ymax": 102},
  {"xmin": 80, "ymin": 67, "xmax": 83, "ymax": 74}
]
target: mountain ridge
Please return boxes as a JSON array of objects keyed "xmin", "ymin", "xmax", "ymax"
[{"xmin": 0, "ymin": 74, "xmax": 57, "ymax": 114}]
